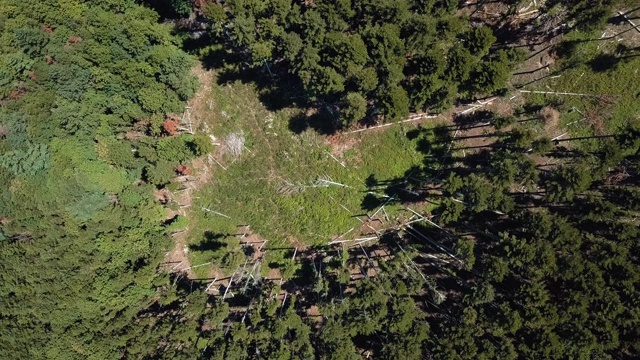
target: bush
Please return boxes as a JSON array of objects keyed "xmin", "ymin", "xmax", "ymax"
[
  {"xmin": 341, "ymin": 92, "xmax": 367, "ymax": 125},
  {"xmin": 191, "ymin": 133, "xmax": 214, "ymax": 156},
  {"xmin": 145, "ymin": 160, "xmax": 176, "ymax": 186}
]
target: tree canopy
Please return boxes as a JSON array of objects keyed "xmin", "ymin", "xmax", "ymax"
[{"xmin": 205, "ymin": 0, "xmax": 521, "ymax": 125}]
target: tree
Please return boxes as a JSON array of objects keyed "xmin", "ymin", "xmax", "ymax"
[
  {"xmin": 341, "ymin": 92, "xmax": 367, "ymax": 125},
  {"xmin": 545, "ymin": 163, "xmax": 593, "ymax": 202},
  {"xmin": 162, "ymin": 118, "xmax": 178, "ymax": 135},
  {"xmin": 465, "ymin": 26, "xmax": 496, "ymax": 57},
  {"xmin": 447, "ymin": 45, "xmax": 475, "ymax": 82},
  {"xmin": 468, "ymin": 281, "xmax": 495, "ymax": 305},
  {"xmin": 202, "ymin": 2, "xmax": 226, "ymax": 34},
  {"xmin": 439, "ymin": 197, "xmax": 464, "ymax": 224},
  {"xmin": 307, "ymin": 66, "xmax": 346, "ymax": 98},
  {"xmin": 380, "ymin": 85, "xmax": 410, "ymax": 121},
  {"xmin": 492, "ymin": 115, "xmax": 517, "ymax": 130},
  {"xmin": 317, "ymin": 321, "xmax": 360, "ymax": 360},
  {"xmin": 455, "ymin": 238, "xmax": 476, "ymax": 270},
  {"xmin": 14, "ymin": 27, "xmax": 49, "ymax": 56},
  {"xmin": 461, "ymin": 174, "xmax": 493, "ymax": 213},
  {"xmin": 351, "ymin": 66, "xmax": 378, "ymax": 93},
  {"xmin": 0, "ymin": 3, "xmax": 205, "ymax": 356},
  {"xmin": 206, "ymin": 0, "xmax": 522, "ymax": 127},
  {"xmin": 471, "ymin": 59, "xmax": 510, "ymax": 95},
  {"xmin": 0, "ymin": 143, "xmax": 49, "ymax": 176},
  {"xmin": 532, "ymin": 137, "xmax": 553, "ymax": 154},
  {"xmin": 280, "ymin": 32, "xmax": 303, "ymax": 62},
  {"xmin": 191, "ymin": 133, "xmax": 214, "ymax": 156}
]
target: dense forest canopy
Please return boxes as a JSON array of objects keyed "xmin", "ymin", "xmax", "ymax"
[
  {"xmin": 0, "ymin": 0, "xmax": 210, "ymax": 357},
  {"xmin": 201, "ymin": 0, "xmax": 524, "ymax": 125},
  {"xmin": 0, "ymin": 0, "xmax": 640, "ymax": 359}
]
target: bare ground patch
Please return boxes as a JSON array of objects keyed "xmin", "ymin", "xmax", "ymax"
[
  {"xmin": 163, "ymin": 67, "xmax": 218, "ymax": 279},
  {"xmin": 326, "ymin": 133, "xmax": 359, "ymax": 159}
]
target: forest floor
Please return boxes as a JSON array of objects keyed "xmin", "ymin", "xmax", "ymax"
[
  {"xmin": 513, "ymin": 9, "xmax": 640, "ymax": 143},
  {"xmin": 163, "ymin": 65, "xmax": 216, "ymax": 279},
  {"xmin": 174, "ymin": 70, "xmax": 442, "ymax": 290},
  {"xmin": 167, "ymin": 6, "xmax": 640, "ymax": 294}
]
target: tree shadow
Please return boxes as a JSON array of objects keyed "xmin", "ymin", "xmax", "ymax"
[
  {"xmin": 192, "ymin": 39, "xmax": 313, "ymax": 116},
  {"xmin": 416, "ymin": 125, "xmax": 451, "ymax": 155},
  {"xmin": 361, "ymin": 193, "xmax": 382, "ymax": 212},
  {"xmin": 291, "ymin": 256, "xmax": 316, "ymax": 286},
  {"xmin": 182, "ymin": 31, "xmax": 216, "ymax": 54},
  {"xmin": 288, "ymin": 106, "xmax": 340, "ymax": 135},
  {"xmin": 608, "ymin": 8, "xmax": 640, "ymax": 25},
  {"xmin": 365, "ymin": 174, "xmax": 379, "ymax": 188},
  {"xmin": 189, "ymin": 231, "xmax": 229, "ymax": 252},
  {"xmin": 361, "ymin": 166, "xmax": 429, "ymax": 212},
  {"xmin": 454, "ymin": 110, "xmax": 494, "ymax": 129},
  {"xmin": 200, "ymin": 44, "xmax": 233, "ymax": 70},
  {"xmin": 138, "ymin": 0, "xmax": 188, "ymax": 19},
  {"xmin": 405, "ymin": 127, "xmax": 427, "ymax": 140},
  {"xmin": 452, "ymin": 148, "xmax": 494, "ymax": 169},
  {"xmin": 588, "ymin": 53, "xmax": 619, "ymax": 72}
]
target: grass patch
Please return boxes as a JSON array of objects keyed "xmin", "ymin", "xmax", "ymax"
[
  {"xmin": 520, "ymin": 29, "xmax": 640, "ymax": 150},
  {"xmin": 186, "ymin": 77, "xmax": 425, "ymax": 278}
]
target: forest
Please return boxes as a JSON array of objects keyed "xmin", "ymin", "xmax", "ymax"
[{"xmin": 0, "ymin": 0, "xmax": 639, "ymax": 359}]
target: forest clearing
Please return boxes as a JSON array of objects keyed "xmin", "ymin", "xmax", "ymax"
[{"xmin": 1, "ymin": 0, "xmax": 640, "ymax": 359}]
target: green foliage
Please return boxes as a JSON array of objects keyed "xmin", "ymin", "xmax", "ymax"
[
  {"xmin": 202, "ymin": 2, "xmax": 227, "ymax": 34},
  {"xmin": 187, "ymin": 78, "xmax": 424, "ymax": 262},
  {"xmin": 465, "ymin": 26, "xmax": 496, "ymax": 57},
  {"xmin": 211, "ymin": 0, "xmax": 519, "ymax": 123},
  {"xmin": 318, "ymin": 321, "xmax": 361, "ymax": 360},
  {"xmin": 442, "ymin": 172, "xmax": 463, "ymax": 194},
  {"xmin": 341, "ymin": 92, "xmax": 367, "ymax": 124},
  {"xmin": 14, "ymin": 27, "xmax": 48, "ymax": 56},
  {"xmin": 156, "ymin": 135, "xmax": 197, "ymax": 162},
  {"xmin": 461, "ymin": 174, "xmax": 492, "ymax": 212},
  {"xmin": 191, "ymin": 132, "xmax": 214, "ymax": 156},
  {"xmin": 170, "ymin": 0, "xmax": 192, "ymax": 16},
  {"xmin": 492, "ymin": 114, "xmax": 517, "ymax": 130},
  {"xmin": 96, "ymin": 135, "xmax": 136, "ymax": 167},
  {"xmin": 545, "ymin": 163, "xmax": 593, "ymax": 202},
  {"xmin": 380, "ymin": 85, "xmax": 410, "ymax": 121},
  {"xmin": 447, "ymin": 45, "xmax": 475, "ymax": 82},
  {"xmin": 439, "ymin": 197, "xmax": 464, "ymax": 224},
  {"xmin": 145, "ymin": 160, "xmax": 176, "ymax": 186},
  {"xmin": 532, "ymin": 137, "xmax": 553, "ymax": 154},
  {"xmin": 0, "ymin": 0, "xmax": 202, "ymax": 357},
  {"xmin": 468, "ymin": 281, "xmax": 494, "ymax": 305},
  {"xmin": 2, "ymin": 1, "xmax": 639, "ymax": 359},
  {"xmin": 472, "ymin": 58, "xmax": 510, "ymax": 94},
  {"xmin": 455, "ymin": 238, "xmax": 475, "ymax": 270},
  {"xmin": 0, "ymin": 143, "xmax": 49, "ymax": 176}
]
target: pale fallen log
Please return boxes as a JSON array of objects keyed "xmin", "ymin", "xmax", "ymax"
[
  {"xmin": 551, "ymin": 132, "xmax": 568, "ymax": 141},
  {"xmin": 456, "ymin": 97, "xmax": 497, "ymax": 116},
  {"xmin": 209, "ymin": 155, "xmax": 227, "ymax": 170},
  {"xmin": 223, "ymin": 270, "xmax": 237, "ymax": 299},
  {"xmin": 205, "ymin": 277, "xmax": 218, "ymax": 292},
  {"xmin": 180, "ymin": 261, "xmax": 212, "ymax": 272},
  {"xmin": 200, "ymin": 207, "xmax": 231, "ymax": 218},
  {"xmin": 315, "ymin": 178, "xmax": 349, "ymax": 187},
  {"xmin": 345, "ymin": 114, "xmax": 437, "ymax": 134},
  {"xmin": 618, "ymin": 11, "xmax": 640, "ymax": 34},
  {"xmin": 325, "ymin": 151, "xmax": 347, "ymax": 168},
  {"xmin": 519, "ymin": 89, "xmax": 599, "ymax": 97}
]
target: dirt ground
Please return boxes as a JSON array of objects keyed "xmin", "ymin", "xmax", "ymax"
[{"xmin": 163, "ymin": 66, "xmax": 216, "ymax": 279}]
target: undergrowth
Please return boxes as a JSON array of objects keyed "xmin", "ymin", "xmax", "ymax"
[
  {"xmin": 186, "ymin": 78, "xmax": 425, "ymax": 278},
  {"xmin": 520, "ymin": 28, "xmax": 640, "ymax": 150}
]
